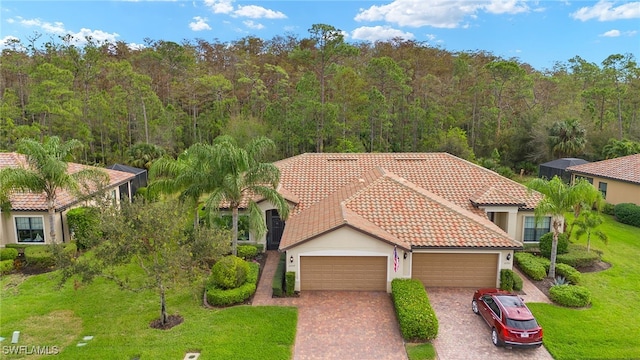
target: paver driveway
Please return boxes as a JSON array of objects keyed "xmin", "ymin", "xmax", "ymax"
[{"xmin": 428, "ymin": 287, "xmax": 554, "ymax": 360}]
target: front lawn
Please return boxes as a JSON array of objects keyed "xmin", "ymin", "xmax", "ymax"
[
  {"xmin": 1, "ymin": 266, "xmax": 297, "ymax": 359},
  {"xmin": 527, "ymin": 214, "xmax": 640, "ymax": 359}
]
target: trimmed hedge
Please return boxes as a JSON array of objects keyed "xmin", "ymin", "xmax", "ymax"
[
  {"xmin": 272, "ymin": 253, "xmax": 286, "ymax": 297},
  {"xmin": 555, "ymin": 263, "xmax": 581, "ymax": 285},
  {"xmin": 285, "ymin": 271, "xmax": 295, "ymax": 296},
  {"xmin": 237, "ymin": 245, "xmax": 258, "ymax": 260},
  {"xmin": 499, "ymin": 269, "xmax": 523, "ymax": 291},
  {"xmin": 210, "ymin": 255, "xmax": 250, "ymax": 289},
  {"xmin": 24, "ymin": 243, "xmax": 77, "ymax": 268},
  {"xmin": 514, "ymin": 252, "xmax": 549, "ymax": 280},
  {"xmin": 206, "ymin": 262, "xmax": 259, "ymax": 306},
  {"xmin": 66, "ymin": 206, "xmax": 101, "ymax": 250},
  {"xmin": 391, "ymin": 279, "xmax": 438, "ymax": 341},
  {"xmin": 1, "ymin": 248, "xmax": 19, "ymax": 261},
  {"xmin": 557, "ymin": 245, "xmax": 601, "ymax": 268},
  {"xmin": 549, "ymin": 284, "xmax": 591, "ymax": 307},
  {"xmin": 539, "ymin": 232, "xmax": 569, "ymax": 259},
  {"xmin": 0, "ymin": 259, "xmax": 14, "ymax": 274},
  {"xmin": 614, "ymin": 203, "xmax": 640, "ymax": 228}
]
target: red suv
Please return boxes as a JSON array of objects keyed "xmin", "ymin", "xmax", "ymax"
[{"xmin": 472, "ymin": 288, "xmax": 543, "ymax": 347}]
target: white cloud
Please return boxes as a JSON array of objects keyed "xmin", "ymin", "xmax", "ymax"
[
  {"xmin": 602, "ymin": 29, "xmax": 621, "ymax": 37},
  {"xmin": 0, "ymin": 36, "xmax": 24, "ymax": 50},
  {"xmin": 243, "ymin": 20, "xmax": 265, "ymax": 30},
  {"xmin": 14, "ymin": 17, "xmax": 119, "ymax": 44},
  {"xmin": 572, "ymin": 0, "xmax": 640, "ymax": 21},
  {"xmin": 234, "ymin": 5, "xmax": 287, "ymax": 19},
  {"xmin": 189, "ymin": 16, "xmax": 212, "ymax": 31},
  {"xmin": 204, "ymin": 0, "xmax": 234, "ymax": 14},
  {"xmin": 351, "ymin": 26, "xmax": 415, "ymax": 42},
  {"xmin": 355, "ymin": 0, "xmax": 529, "ymax": 28}
]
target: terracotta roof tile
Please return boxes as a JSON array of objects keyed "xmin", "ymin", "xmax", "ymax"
[
  {"xmin": 566, "ymin": 154, "xmax": 640, "ymax": 184},
  {"xmin": 1, "ymin": 152, "xmax": 135, "ymax": 211},
  {"xmin": 470, "ymin": 186, "xmax": 526, "ymax": 207},
  {"xmin": 280, "ymin": 164, "xmax": 522, "ymax": 250}
]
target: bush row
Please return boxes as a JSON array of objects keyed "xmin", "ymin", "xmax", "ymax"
[
  {"xmin": 549, "ymin": 285, "xmax": 591, "ymax": 307},
  {"xmin": 614, "ymin": 203, "xmax": 640, "ymax": 228},
  {"xmin": 514, "ymin": 252, "xmax": 549, "ymax": 280},
  {"xmin": 391, "ymin": 279, "xmax": 438, "ymax": 341},
  {"xmin": 285, "ymin": 271, "xmax": 295, "ymax": 296},
  {"xmin": 237, "ymin": 245, "xmax": 258, "ymax": 260},
  {"xmin": 499, "ymin": 269, "xmax": 523, "ymax": 291},
  {"xmin": 557, "ymin": 245, "xmax": 601, "ymax": 268},
  {"xmin": 555, "ymin": 263, "xmax": 581, "ymax": 285},
  {"xmin": 206, "ymin": 261, "xmax": 259, "ymax": 306},
  {"xmin": 272, "ymin": 253, "xmax": 286, "ymax": 297},
  {"xmin": 24, "ymin": 243, "xmax": 77, "ymax": 268}
]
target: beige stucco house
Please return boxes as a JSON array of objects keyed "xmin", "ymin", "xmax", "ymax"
[
  {"xmin": 566, "ymin": 153, "xmax": 640, "ymax": 206},
  {"xmin": 0, "ymin": 152, "xmax": 136, "ymax": 246},
  {"xmin": 248, "ymin": 153, "xmax": 546, "ymax": 293}
]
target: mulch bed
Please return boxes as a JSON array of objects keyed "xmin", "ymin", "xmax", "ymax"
[
  {"xmin": 523, "ymin": 260, "xmax": 611, "ymax": 299},
  {"xmin": 149, "ymin": 315, "xmax": 184, "ymax": 330}
]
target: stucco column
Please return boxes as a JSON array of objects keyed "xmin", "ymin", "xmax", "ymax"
[{"xmin": 506, "ymin": 209, "xmax": 518, "ymax": 239}]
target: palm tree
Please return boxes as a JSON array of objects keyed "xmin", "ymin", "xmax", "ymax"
[
  {"xmin": 574, "ymin": 211, "xmax": 608, "ymax": 252},
  {"xmin": 205, "ymin": 135, "xmax": 289, "ymax": 256},
  {"xmin": 548, "ymin": 118, "xmax": 586, "ymax": 158},
  {"xmin": 148, "ymin": 143, "xmax": 218, "ymax": 228},
  {"xmin": 527, "ymin": 176, "xmax": 602, "ymax": 278},
  {"xmin": 127, "ymin": 143, "xmax": 166, "ymax": 170},
  {"xmin": 0, "ymin": 137, "xmax": 108, "ymax": 243}
]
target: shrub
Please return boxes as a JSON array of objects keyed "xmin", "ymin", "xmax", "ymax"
[
  {"xmin": 602, "ymin": 202, "xmax": 615, "ymax": 216},
  {"xmin": 0, "ymin": 248, "xmax": 19, "ymax": 261},
  {"xmin": 285, "ymin": 271, "xmax": 295, "ymax": 296},
  {"xmin": 514, "ymin": 252, "xmax": 549, "ymax": 280},
  {"xmin": 614, "ymin": 203, "xmax": 640, "ymax": 228},
  {"xmin": 549, "ymin": 284, "xmax": 591, "ymax": 307},
  {"xmin": 272, "ymin": 253, "xmax": 286, "ymax": 297},
  {"xmin": 557, "ymin": 245, "xmax": 601, "ymax": 269},
  {"xmin": 391, "ymin": 279, "xmax": 438, "ymax": 341},
  {"xmin": 237, "ymin": 245, "xmax": 258, "ymax": 260},
  {"xmin": 0, "ymin": 259, "xmax": 14, "ymax": 274},
  {"xmin": 512, "ymin": 272, "xmax": 524, "ymax": 291},
  {"xmin": 206, "ymin": 262, "xmax": 259, "ymax": 306},
  {"xmin": 66, "ymin": 206, "xmax": 101, "ymax": 250},
  {"xmin": 500, "ymin": 269, "xmax": 515, "ymax": 291},
  {"xmin": 210, "ymin": 256, "xmax": 250, "ymax": 290},
  {"xmin": 555, "ymin": 263, "xmax": 581, "ymax": 284},
  {"xmin": 539, "ymin": 232, "xmax": 569, "ymax": 258},
  {"xmin": 24, "ymin": 246, "xmax": 55, "ymax": 268}
]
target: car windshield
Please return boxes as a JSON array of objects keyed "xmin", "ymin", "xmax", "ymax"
[{"xmin": 505, "ymin": 318, "xmax": 539, "ymax": 330}]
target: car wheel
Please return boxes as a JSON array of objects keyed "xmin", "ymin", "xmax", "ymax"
[
  {"xmin": 491, "ymin": 328, "xmax": 502, "ymax": 347},
  {"xmin": 471, "ymin": 300, "xmax": 479, "ymax": 315}
]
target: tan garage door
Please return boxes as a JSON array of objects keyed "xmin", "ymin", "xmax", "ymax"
[
  {"xmin": 300, "ymin": 256, "xmax": 387, "ymax": 291},
  {"xmin": 412, "ymin": 253, "xmax": 498, "ymax": 288}
]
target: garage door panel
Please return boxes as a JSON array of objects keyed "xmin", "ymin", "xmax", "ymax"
[
  {"xmin": 412, "ymin": 253, "xmax": 498, "ymax": 288},
  {"xmin": 301, "ymin": 256, "xmax": 387, "ymax": 291}
]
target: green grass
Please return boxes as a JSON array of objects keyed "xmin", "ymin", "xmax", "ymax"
[
  {"xmin": 527, "ymin": 214, "xmax": 640, "ymax": 359},
  {"xmin": 406, "ymin": 342, "xmax": 437, "ymax": 360},
  {"xmin": 1, "ymin": 265, "xmax": 297, "ymax": 359}
]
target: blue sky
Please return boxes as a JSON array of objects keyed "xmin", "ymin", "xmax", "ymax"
[{"xmin": 1, "ymin": 0, "xmax": 638, "ymax": 70}]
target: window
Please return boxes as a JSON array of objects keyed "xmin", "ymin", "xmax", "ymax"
[
  {"xmin": 483, "ymin": 296, "xmax": 501, "ymax": 319},
  {"xmin": 598, "ymin": 182, "xmax": 607, "ymax": 199},
  {"xmin": 15, "ymin": 217, "xmax": 45, "ymax": 243},
  {"xmin": 523, "ymin": 216, "xmax": 550, "ymax": 242}
]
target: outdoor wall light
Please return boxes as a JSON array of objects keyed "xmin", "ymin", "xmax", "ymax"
[
  {"xmin": 506, "ymin": 253, "xmax": 512, "ymax": 261},
  {"xmin": 403, "ymin": 252, "xmax": 408, "ymax": 260},
  {"xmin": 289, "ymin": 256, "xmax": 294, "ymax": 263}
]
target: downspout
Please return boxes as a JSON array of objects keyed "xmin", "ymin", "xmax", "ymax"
[{"xmin": 60, "ymin": 211, "xmax": 66, "ymax": 243}]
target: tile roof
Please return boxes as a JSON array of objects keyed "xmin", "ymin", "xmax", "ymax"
[
  {"xmin": 566, "ymin": 154, "xmax": 640, "ymax": 184},
  {"xmin": 276, "ymin": 153, "xmax": 538, "ymax": 250},
  {"xmin": 279, "ymin": 167, "xmax": 519, "ymax": 250},
  {"xmin": 1, "ymin": 152, "xmax": 135, "ymax": 211}
]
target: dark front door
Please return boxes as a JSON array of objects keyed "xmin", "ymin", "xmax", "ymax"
[{"xmin": 266, "ymin": 209, "xmax": 285, "ymax": 250}]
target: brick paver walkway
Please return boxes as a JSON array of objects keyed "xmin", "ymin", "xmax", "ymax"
[{"xmin": 252, "ymin": 251, "xmax": 407, "ymax": 360}]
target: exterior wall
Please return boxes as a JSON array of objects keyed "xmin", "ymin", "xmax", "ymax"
[
  {"xmin": 516, "ymin": 210, "xmax": 564, "ymax": 243},
  {"xmin": 571, "ymin": 174, "xmax": 640, "ymax": 206},
  {"xmin": 408, "ymin": 248, "xmax": 513, "ymax": 288},
  {"xmin": 285, "ymin": 226, "xmax": 405, "ymax": 292}
]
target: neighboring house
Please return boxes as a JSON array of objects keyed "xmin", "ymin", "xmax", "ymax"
[
  {"xmin": 247, "ymin": 153, "xmax": 545, "ymax": 292},
  {"xmin": 538, "ymin": 158, "xmax": 589, "ymax": 183},
  {"xmin": 566, "ymin": 153, "xmax": 640, "ymax": 206},
  {"xmin": 0, "ymin": 153, "xmax": 136, "ymax": 246},
  {"xmin": 107, "ymin": 164, "xmax": 148, "ymax": 199}
]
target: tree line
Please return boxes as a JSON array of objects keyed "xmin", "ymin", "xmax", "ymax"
[{"xmin": 1, "ymin": 24, "xmax": 639, "ymax": 170}]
